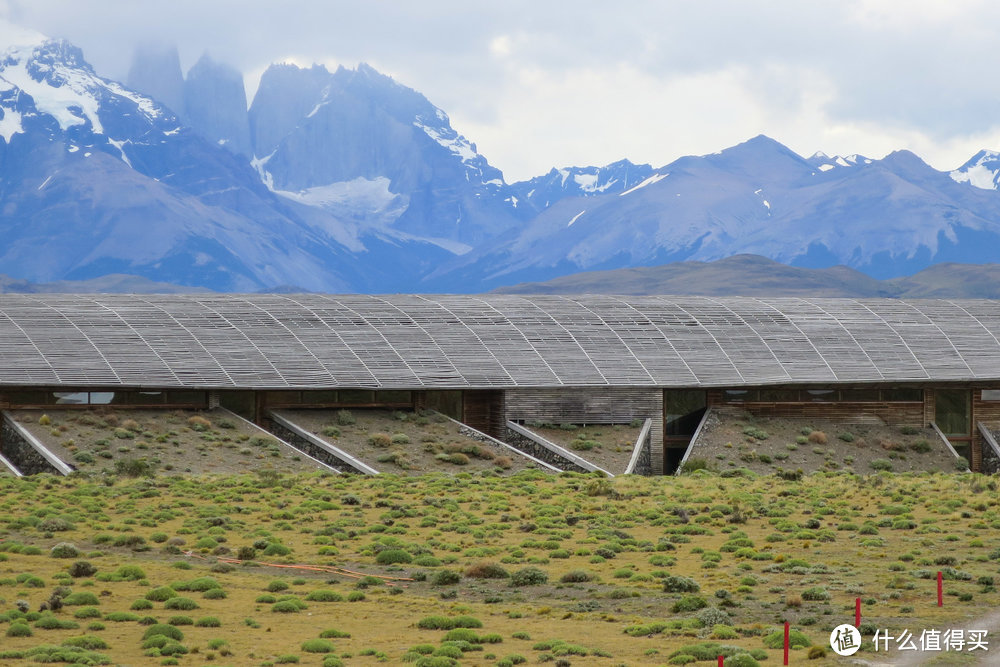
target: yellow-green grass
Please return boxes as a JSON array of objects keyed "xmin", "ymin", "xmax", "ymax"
[{"xmin": 0, "ymin": 469, "xmax": 998, "ymax": 666}]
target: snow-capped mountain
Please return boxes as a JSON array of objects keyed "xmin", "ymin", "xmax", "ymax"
[
  {"xmin": 8, "ymin": 22, "xmax": 1000, "ymax": 296},
  {"xmin": 424, "ymin": 135, "xmax": 1000, "ymax": 291},
  {"xmin": 248, "ymin": 61, "xmax": 521, "ymax": 247},
  {"xmin": 0, "ymin": 26, "xmax": 367, "ymax": 291},
  {"xmin": 508, "ymin": 159, "xmax": 657, "ymax": 213},
  {"xmin": 950, "ymin": 150, "xmax": 1000, "ymax": 190}
]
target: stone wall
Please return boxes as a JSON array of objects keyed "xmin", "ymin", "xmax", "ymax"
[
  {"xmin": 1, "ymin": 418, "xmax": 60, "ymax": 475},
  {"xmin": 262, "ymin": 420, "xmax": 354, "ymax": 474},
  {"xmin": 981, "ymin": 426, "xmax": 1000, "ymax": 475},
  {"xmin": 502, "ymin": 426, "xmax": 590, "ymax": 473},
  {"xmin": 626, "ymin": 428, "xmax": 652, "ymax": 475}
]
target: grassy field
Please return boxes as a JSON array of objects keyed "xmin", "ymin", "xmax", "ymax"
[{"xmin": 0, "ymin": 468, "xmax": 998, "ymax": 666}]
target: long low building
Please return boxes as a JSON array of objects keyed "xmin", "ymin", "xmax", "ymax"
[{"xmin": 1, "ymin": 293, "xmax": 999, "ymax": 473}]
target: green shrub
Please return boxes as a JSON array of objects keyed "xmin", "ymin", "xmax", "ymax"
[
  {"xmin": 764, "ymin": 628, "xmax": 812, "ymax": 649},
  {"xmin": 34, "ymin": 614, "xmax": 80, "ymax": 630},
  {"xmin": 62, "ymin": 634, "xmax": 108, "ymax": 650},
  {"xmin": 336, "ymin": 410, "xmax": 355, "ymax": 425},
  {"xmin": 663, "ymin": 575, "xmax": 700, "ymax": 593},
  {"xmin": 74, "ymin": 607, "xmax": 103, "ymax": 618},
  {"xmin": 267, "ymin": 580, "xmax": 290, "ymax": 592},
  {"xmin": 559, "ymin": 569, "xmax": 593, "ymax": 583},
  {"xmin": 431, "ymin": 570, "xmax": 462, "ymax": 586},
  {"xmin": 672, "ymin": 595, "xmax": 708, "ymax": 613},
  {"xmin": 801, "ymin": 587, "xmax": 830, "ymax": 601},
  {"xmin": 272, "ymin": 600, "xmax": 304, "ymax": 613},
  {"xmin": 262, "ymin": 542, "xmax": 291, "ymax": 556},
  {"xmin": 62, "ymin": 592, "xmax": 100, "ymax": 606},
  {"xmin": 302, "ymin": 638, "xmax": 336, "ymax": 653},
  {"xmin": 870, "ymin": 459, "xmax": 893, "ymax": 472},
  {"xmin": 443, "ymin": 628, "xmax": 480, "ymax": 643},
  {"xmin": 131, "ymin": 599, "xmax": 154, "ymax": 610},
  {"xmin": 164, "ymin": 597, "xmax": 198, "ymax": 611},
  {"xmin": 375, "ymin": 549, "xmax": 412, "ymax": 565},
  {"xmin": 305, "ymin": 589, "xmax": 344, "ymax": 602},
  {"xmin": 510, "ymin": 567, "xmax": 548, "ymax": 587},
  {"xmin": 465, "ymin": 562, "xmax": 509, "ymax": 579},
  {"xmin": 319, "ymin": 628, "xmax": 351, "ymax": 638},
  {"xmin": 146, "ymin": 586, "xmax": 177, "ymax": 602},
  {"xmin": 68, "ymin": 561, "xmax": 97, "ymax": 578},
  {"xmin": 6, "ymin": 623, "xmax": 31, "ymax": 637},
  {"xmin": 104, "ymin": 611, "xmax": 140, "ymax": 622},
  {"xmin": 176, "ymin": 576, "xmax": 221, "ymax": 592},
  {"xmin": 195, "ymin": 616, "xmax": 221, "ymax": 627},
  {"xmin": 50, "ymin": 542, "xmax": 80, "ymax": 558}
]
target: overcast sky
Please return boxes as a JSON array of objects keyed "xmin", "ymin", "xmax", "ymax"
[{"xmin": 4, "ymin": 0, "xmax": 1000, "ymax": 181}]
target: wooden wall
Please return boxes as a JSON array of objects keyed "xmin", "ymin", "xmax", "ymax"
[
  {"xmin": 970, "ymin": 389, "xmax": 1000, "ymax": 471},
  {"xmin": 463, "ymin": 390, "xmax": 506, "ymax": 440},
  {"xmin": 706, "ymin": 397, "xmax": 925, "ymax": 427},
  {"xmin": 506, "ymin": 387, "xmax": 665, "ymax": 473}
]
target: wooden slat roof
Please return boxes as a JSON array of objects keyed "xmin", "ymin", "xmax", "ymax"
[{"xmin": 2, "ymin": 294, "xmax": 1000, "ymax": 389}]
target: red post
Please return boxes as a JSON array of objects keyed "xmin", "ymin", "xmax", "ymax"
[
  {"xmin": 855, "ymin": 597, "xmax": 861, "ymax": 627},
  {"xmin": 718, "ymin": 657, "xmax": 724, "ymax": 667},
  {"xmin": 784, "ymin": 621, "xmax": 790, "ymax": 665},
  {"xmin": 938, "ymin": 571, "xmax": 943, "ymax": 607}
]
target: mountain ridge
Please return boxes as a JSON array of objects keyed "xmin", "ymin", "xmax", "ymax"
[{"xmin": 4, "ymin": 24, "xmax": 1000, "ymax": 295}]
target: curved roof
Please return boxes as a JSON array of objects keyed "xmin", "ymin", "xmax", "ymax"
[{"xmin": 1, "ymin": 293, "xmax": 999, "ymax": 389}]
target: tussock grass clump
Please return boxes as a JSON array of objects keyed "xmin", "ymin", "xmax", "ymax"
[
  {"xmin": 145, "ymin": 586, "xmax": 177, "ymax": 602},
  {"xmin": 465, "ymin": 562, "xmax": 510, "ymax": 579},
  {"xmin": 807, "ymin": 430, "xmax": 827, "ymax": 444},
  {"xmin": 302, "ymin": 638, "xmax": 336, "ymax": 653},
  {"xmin": 186, "ymin": 416, "xmax": 211, "ymax": 432},
  {"xmin": 163, "ymin": 597, "xmax": 198, "ymax": 611},
  {"xmin": 62, "ymin": 591, "xmax": 99, "ymax": 606},
  {"xmin": 375, "ymin": 548, "xmax": 412, "ymax": 565},
  {"xmin": 510, "ymin": 567, "xmax": 548, "ymax": 587},
  {"xmin": 417, "ymin": 615, "xmax": 482, "ymax": 630}
]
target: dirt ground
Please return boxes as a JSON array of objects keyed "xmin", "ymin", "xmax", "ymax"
[
  {"xmin": 687, "ymin": 407, "xmax": 966, "ymax": 475},
  {"xmin": 521, "ymin": 422, "xmax": 642, "ymax": 474},
  {"xmin": 274, "ymin": 408, "xmax": 541, "ymax": 475},
  {"xmin": 8, "ymin": 407, "xmax": 331, "ymax": 476}
]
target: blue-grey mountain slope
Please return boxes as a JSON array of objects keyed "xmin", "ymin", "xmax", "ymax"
[
  {"xmin": 182, "ymin": 53, "xmax": 253, "ymax": 157},
  {"xmin": 508, "ymin": 159, "xmax": 656, "ymax": 214},
  {"xmin": 425, "ymin": 135, "xmax": 1000, "ymax": 291},
  {"xmin": 247, "ymin": 62, "xmax": 523, "ymax": 249}
]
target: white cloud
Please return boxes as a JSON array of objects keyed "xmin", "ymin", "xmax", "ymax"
[{"xmin": 5, "ymin": 1, "xmax": 1000, "ymax": 179}]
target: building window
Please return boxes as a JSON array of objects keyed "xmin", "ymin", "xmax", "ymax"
[
  {"xmin": 982, "ymin": 390, "xmax": 1000, "ymax": 401},
  {"xmin": 882, "ymin": 388, "xmax": 922, "ymax": 402}
]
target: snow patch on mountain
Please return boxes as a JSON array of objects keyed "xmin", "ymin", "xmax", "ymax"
[
  {"xmin": 950, "ymin": 150, "xmax": 1000, "ymax": 190},
  {"xmin": 0, "ymin": 107, "xmax": 22, "ymax": 142},
  {"xmin": 0, "ymin": 48, "xmax": 103, "ymax": 132},
  {"xmin": 567, "ymin": 210, "xmax": 585, "ymax": 227},
  {"xmin": 413, "ymin": 116, "xmax": 478, "ymax": 163},
  {"xmin": 620, "ymin": 172, "xmax": 667, "ymax": 196}
]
